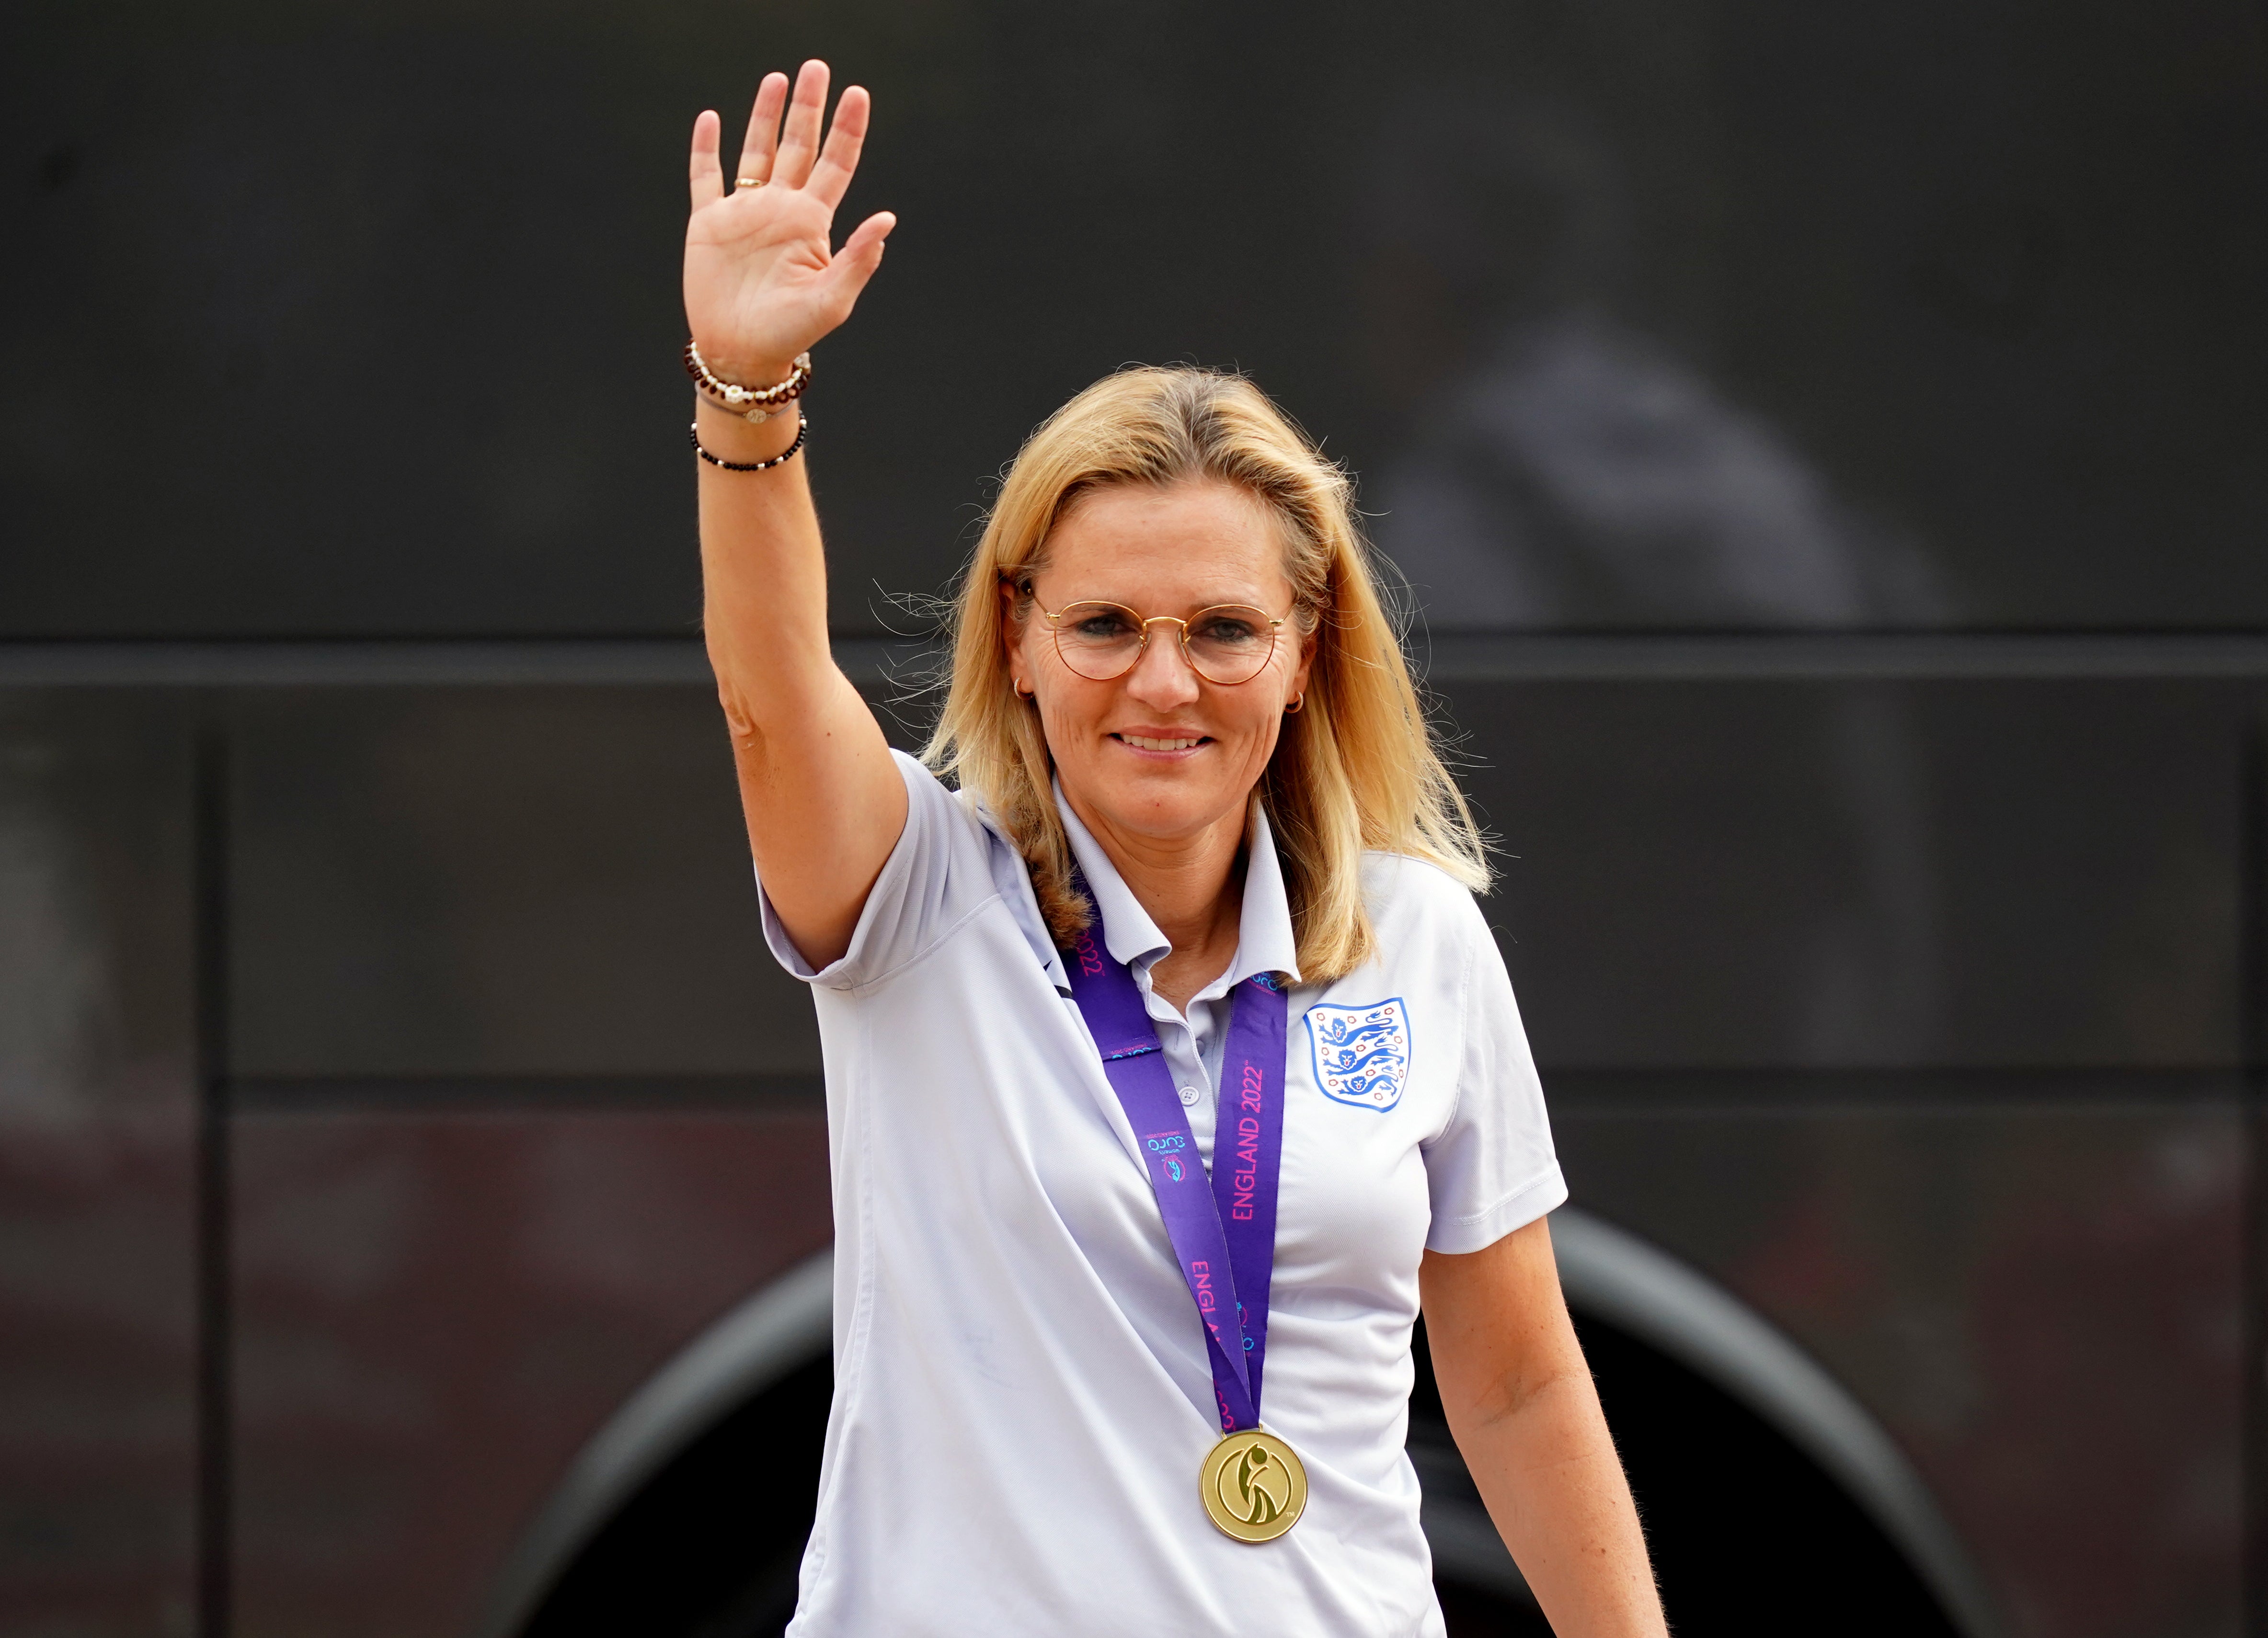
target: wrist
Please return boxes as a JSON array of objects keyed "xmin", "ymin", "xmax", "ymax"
[
  {"xmin": 703, "ymin": 351, "xmax": 796, "ymax": 387},
  {"xmin": 684, "ymin": 339, "xmax": 813, "ymax": 424},
  {"xmin": 694, "ymin": 393, "xmax": 803, "ymax": 462}
]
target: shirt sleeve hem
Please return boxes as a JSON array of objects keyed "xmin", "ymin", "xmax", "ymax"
[{"xmin": 1424, "ymin": 1163, "xmax": 1569, "ymax": 1256}]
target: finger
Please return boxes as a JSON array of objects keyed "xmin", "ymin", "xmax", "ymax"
[
  {"xmin": 734, "ymin": 71, "xmax": 789, "ymax": 186},
  {"xmin": 819, "ymin": 210, "xmax": 896, "ymax": 320},
  {"xmin": 688, "ymin": 109, "xmax": 724, "ymax": 211},
  {"xmin": 773, "ymin": 58, "xmax": 831, "ymax": 190},
  {"xmin": 841, "ymin": 209, "xmax": 895, "ymax": 258},
  {"xmin": 806, "ymin": 84, "xmax": 872, "ymax": 211}
]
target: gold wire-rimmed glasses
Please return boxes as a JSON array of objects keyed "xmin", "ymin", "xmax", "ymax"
[{"xmin": 1032, "ymin": 596, "xmax": 1286, "ymax": 686}]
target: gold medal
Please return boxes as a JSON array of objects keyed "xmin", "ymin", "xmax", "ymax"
[{"xmin": 1199, "ymin": 1429, "xmax": 1306, "ymax": 1542}]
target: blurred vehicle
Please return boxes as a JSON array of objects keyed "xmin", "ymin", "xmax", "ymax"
[{"xmin": 4, "ymin": 2, "xmax": 2264, "ymax": 1636}]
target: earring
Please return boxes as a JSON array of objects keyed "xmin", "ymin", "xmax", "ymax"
[
  {"xmin": 1284, "ymin": 692, "xmax": 1305, "ymax": 715},
  {"xmin": 1013, "ymin": 677, "xmax": 1032, "ymax": 699}
]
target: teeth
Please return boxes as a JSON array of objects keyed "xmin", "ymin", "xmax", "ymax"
[{"xmin": 1122, "ymin": 735, "xmax": 1201, "ymax": 751}]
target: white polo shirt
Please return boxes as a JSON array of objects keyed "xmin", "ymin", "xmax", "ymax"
[{"xmin": 761, "ymin": 753, "xmax": 1566, "ymax": 1638}]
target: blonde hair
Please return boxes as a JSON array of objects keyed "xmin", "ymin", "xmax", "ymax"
[{"xmin": 924, "ymin": 365, "xmax": 1487, "ymax": 982}]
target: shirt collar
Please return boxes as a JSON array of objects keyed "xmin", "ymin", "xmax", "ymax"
[{"xmin": 1054, "ymin": 787, "xmax": 1303, "ymax": 990}]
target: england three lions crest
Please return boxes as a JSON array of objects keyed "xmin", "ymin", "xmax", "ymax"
[{"xmin": 1305, "ymin": 999, "xmax": 1411, "ymax": 1113}]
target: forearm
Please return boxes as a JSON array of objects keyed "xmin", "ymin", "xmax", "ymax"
[
  {"xmin": 1448, "ymin": 1369, "xmax": 1666, "ymax": 1637},
  {"xmin": 695, "ymin": 389, "xmax": 843, "ymax": 728},
  {"xmin": 1421, "ymin": 1226, "xmax": 1665, "ymax": 1637}
]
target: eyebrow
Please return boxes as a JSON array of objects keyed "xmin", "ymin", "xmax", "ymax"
[{"xmin": 1045, "ymin": 594, "xmax": 1283, "ymax": 616}]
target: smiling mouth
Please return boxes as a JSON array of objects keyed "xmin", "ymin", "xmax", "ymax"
[{"xmin": 1114, "ymin": 733, "xmax": 1209, "ymax": 752}]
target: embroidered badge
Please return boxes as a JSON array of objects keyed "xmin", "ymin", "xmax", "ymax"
[{"xmin": 1305, "ymin": 999, "xmax": 1411, "ymax": 1113}]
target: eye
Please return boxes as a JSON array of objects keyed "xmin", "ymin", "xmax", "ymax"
[
  {"xmin": 1193, "ymin": 613, "xmax": 1266, "ymax": 646},
  {"xmin": 1071, "ymin": 608, "xmax": 1140, "ymax": 639}
]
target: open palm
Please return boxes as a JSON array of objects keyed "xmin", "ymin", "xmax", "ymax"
[{"xmin": 684, "ymin": 61, "xmax": 895, "ymax": 384}]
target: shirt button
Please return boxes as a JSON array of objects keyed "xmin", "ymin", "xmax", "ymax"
[{"xmin": 1178, "ymin": 1086, "xmax": 1201, "ymax": 1107}]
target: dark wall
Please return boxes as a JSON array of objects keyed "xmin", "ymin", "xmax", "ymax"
[
  {"xmin": 6, "ymin": 0, "xmax": 2266, "ymax": 637},
  {"xmin": 0, "ymin": 696, "xmax": 200, "ymax": 1637}
]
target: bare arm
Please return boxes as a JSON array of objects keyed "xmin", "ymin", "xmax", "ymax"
[
  {"xmin": 1420, "ymin": 1218, "xmax": 1668, "ymax": 1638},
  {"xmin": 685, "ymin": 61, "xmax": 905, "ymax": 966}
]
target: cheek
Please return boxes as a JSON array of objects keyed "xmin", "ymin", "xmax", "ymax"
[
  {"xmin": 1034, "ymin": 675, "xmax": 1109, "ymax": 752},
  {"xmin": 1224, "ymin": 702, "xmax": 1285, "ymax": 762}
]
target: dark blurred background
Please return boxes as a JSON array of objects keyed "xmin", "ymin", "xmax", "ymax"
[
  {"xmin": 9, "ymin": 0, "xmax": 2267, "ymax": 637},
  {"xmin": 4, "ymin": 1, "xmax": 2267, "ymax": 1636}
]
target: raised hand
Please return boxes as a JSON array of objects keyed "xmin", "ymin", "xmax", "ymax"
[{"xmin": 685, "ymin": 61, "xmax": 896, "ymax": 387}]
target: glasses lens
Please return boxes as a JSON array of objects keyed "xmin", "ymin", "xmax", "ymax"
[
  {"xmin": 1184, "ymin": 606, "xmax": 1277, "ymax": 684},
  {"xmin": 1054, "ymin": 602, "xmax": 1146, "ymax": 680}
]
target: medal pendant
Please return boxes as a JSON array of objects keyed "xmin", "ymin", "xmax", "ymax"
[{"xmin": 1200, "ymin": 1429, "xmax": 1306, "ymax": 1542}]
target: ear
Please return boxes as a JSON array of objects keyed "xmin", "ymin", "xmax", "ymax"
[
  {"xmin": 1284, "ymin": 623, "xmax": 1316, "ymax": 710},
  {"xmin": 999, "ymin": 578, "xmax": 1032, "ymax": 688}
]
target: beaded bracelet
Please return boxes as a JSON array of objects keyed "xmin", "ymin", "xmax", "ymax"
[
  {"xmin": 684, "ymin": 339, "xmax": 812, "ymax": 420},
  {"xmin": 690, "ymin": 411, "xmax": 808, "ymax": 471}
]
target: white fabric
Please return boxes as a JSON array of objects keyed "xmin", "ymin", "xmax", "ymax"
[{"xmin": 762, "ymin": 752, "xmax": 1567, "ymax": 1638}]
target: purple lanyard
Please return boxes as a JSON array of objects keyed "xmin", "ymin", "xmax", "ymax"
[{"xmin": 1063, "ymin": 910, "xmax": 1289, "ymax": 1434}]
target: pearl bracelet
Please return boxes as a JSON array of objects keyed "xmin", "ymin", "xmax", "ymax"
[{"xmin": 684, "ymin": 339, "xmax": 812, "ymax": 421}]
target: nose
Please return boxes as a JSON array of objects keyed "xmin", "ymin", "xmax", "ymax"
[{"xmin": 1122, "ymin": 622, "xmax": 1201, "ymax": 708}]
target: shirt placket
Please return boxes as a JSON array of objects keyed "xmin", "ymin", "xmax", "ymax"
[{"xmin": 1136, "ymin": 971, "xmax": 1226, "ymax": 1166}]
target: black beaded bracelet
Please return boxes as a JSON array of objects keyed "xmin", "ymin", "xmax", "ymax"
[{"xmin": 689, "ymin": 411, "xmax": 808, "ymax": 471}]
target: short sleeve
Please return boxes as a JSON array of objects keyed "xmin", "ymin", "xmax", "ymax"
[
  {"xmin": 1420, "ymin": 911, "xmax": 1568, "ymax": 1254},
  {"xmin": 756, "ymin": 751, "xmax": 1001, "ymax": 991}
]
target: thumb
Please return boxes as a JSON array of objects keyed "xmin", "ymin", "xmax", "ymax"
[{"xmin": 821, "ymin": 210, "xmax": 897, "ymax": 318}]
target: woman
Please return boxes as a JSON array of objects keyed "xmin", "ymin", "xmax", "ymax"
[{"xmin": 684, "ymin": 60, "xmax": 1667, "ymax": 1638}]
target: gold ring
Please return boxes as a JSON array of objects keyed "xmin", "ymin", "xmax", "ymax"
[{"xmin": 736, "ymin": 176, "xmax": 766, "ymax": 189}]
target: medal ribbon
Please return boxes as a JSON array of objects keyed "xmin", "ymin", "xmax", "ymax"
[{"xmin": 1063, "ymin": 910, "xmax": 1288, "ymax": 1434}]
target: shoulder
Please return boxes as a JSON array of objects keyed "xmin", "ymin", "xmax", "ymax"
[
  {"xmin": 1358, "ymin": 850, "xmax": 1492, "ymax": 943},
  {"xmin": 945, "ymin": 764, "xmax": 1034, "ymax": 875},
  {"xmin": 1339, "ymin": 851, "xmax": 1499, "ymax": 1001},
  {"xmin": 896, "ymin": 751, "xmax": 1007, "ymax": 845}
]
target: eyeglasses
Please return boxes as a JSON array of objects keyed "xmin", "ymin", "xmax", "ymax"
[{"xmin": 1032, "ymin": 597, "xmax": 1286, "ymax": 686}]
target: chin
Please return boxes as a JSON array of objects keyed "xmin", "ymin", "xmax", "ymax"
[{"xmin": 1082, "ymin": 766, "xmax": 1246, "ymax": 838}]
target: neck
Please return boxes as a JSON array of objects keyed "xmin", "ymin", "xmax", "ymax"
[{"xmin": 1065, "ymin": 791, "xmax": 1247, "ymax": 1012}]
